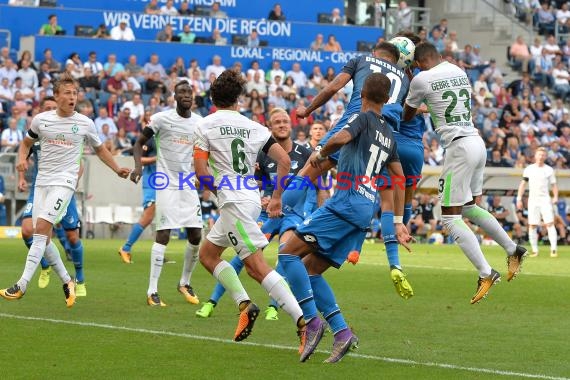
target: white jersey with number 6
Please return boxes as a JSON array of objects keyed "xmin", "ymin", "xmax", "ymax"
[
  {"xmin": 406, "ymin": 61, "xmax": 479, "ymax": 148},
  {"xmin": 194, "ymin": 110, "xmax": 271, "ymax": 207}
]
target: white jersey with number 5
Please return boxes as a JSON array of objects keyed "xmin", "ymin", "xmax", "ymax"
[
  {"xmin": 194, "ymin": 110, "xmax": 271, "ymax": 207},
  {"xmin": 406, "ymin": 61, "xmax": 479, "ymax": 148},
  {"xmin": 523, "ymin": 163, "xmax": 556, "ymax": 200},
  {"xmin": 30, "ymin": 110, "xmax": 101, "ymax": 190}
]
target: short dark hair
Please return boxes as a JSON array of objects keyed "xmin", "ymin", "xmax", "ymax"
[
  {"xmin": 361, "ymin": 72, "xmax": 390, "ymax": 104},
  {"xmin": 174, "ymin": 79, "xmax": 190, "ymax": 92},
  {"xmin": 40, "ymin": 96, "xmax": 56, "ymax": 108},
  {"xmin": 373, "ymin": 42, "xmax": 399, "ymax": 63},
  {"xmin": 414, "ymin": 42, "xmax": 439, "ymax": 62},
  {"xmin": 210, "ymin": 70, "xmax": 246, "ymax": 108}
]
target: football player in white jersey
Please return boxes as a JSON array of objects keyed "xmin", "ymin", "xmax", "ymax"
[
  {"xmin": 516, "ymin": 147, "xmax": 559, "ymax": 257},
  {"xmin": 193, "ymin": 69, "xmax": 305, "ymax": 343},
  {"xmin": 131, "ymin": 80, "xmax": 203, "ymax": 307},
  {"xmin": 0, "ymin": 73, "xmax": 130, "ymax": 307},
  {"xmin": 403, "ymin": 43, "xmax": 527, "ymax": 304}
]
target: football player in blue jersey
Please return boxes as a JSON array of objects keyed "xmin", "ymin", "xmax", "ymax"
[
  {"xmin": 279, "ymin": 73, "xmax": 413, "ymax": 363},
  {"xmin": 284, "ymin": 41, "xmax": 414, "ymax": 298}
]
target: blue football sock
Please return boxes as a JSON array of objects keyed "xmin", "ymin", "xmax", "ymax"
[
  {"xmin": 403, "ymin": 203, "xmax": 413, "ymax": 226},
  {"xmin": 40, "ymin": 257, "xmax": 50, "ymax": 270},
  {"xmin": 278, "ymin": 253, "xmax": 317, "ymax": 320},
  {"xmin": 54, "ymin": 226, "xmax": 70, "ymax": 253},
  {"xmin": 123, "ymin": 223, "xmax": 145, "ymax": 252},
  {"xmin": 23, "ymin": 236, "xmax": 33, "ymax": 249},
  {"xmin": 70, "ymin": 240, "xmax": 84, "ymax": 283},
  {"xmin": 209, "ymin": 255, "xmax": 244, "ymax": 304},
  {"xmin": 381, "ymin": 211, "xmax": 401, "ymax": 269},
  {"xmin": 309, "ymin": 274, "xmax": 347, "ymax": 334}
]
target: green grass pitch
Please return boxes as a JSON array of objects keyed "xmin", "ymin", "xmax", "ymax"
[{"xmin": 0, "ymin": 238, "xmax": 569, "ymax": 379}]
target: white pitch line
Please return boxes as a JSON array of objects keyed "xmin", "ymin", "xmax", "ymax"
[{"xmin": 0, "ymin": 313, "xmax": 568, "ymax": 380}]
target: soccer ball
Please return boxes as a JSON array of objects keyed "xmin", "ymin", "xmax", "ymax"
[{"xmin": 389, "ymin": 36, "xmax": 415, "ymax": 68}]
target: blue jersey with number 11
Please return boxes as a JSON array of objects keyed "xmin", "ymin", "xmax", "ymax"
[{"xmin": 332, "ymin": 111, "xmax": 399, "ymax": 229}]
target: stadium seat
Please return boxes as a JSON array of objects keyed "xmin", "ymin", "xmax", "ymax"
[
  {"xmin": 93, "ymin": 206, "xmax": 114, "ymax": 224},
  {"xmin": 317, "ymin": 13, "xmax": 333, "ymax": 23},
  {"xmin": 75, "ymin": 25, "xmax": 95, "ymax": 37},
  {"xmin": 231, "ymin": 35, "xmax": 248, "ymax": 46},
  {"xmin": 113, "ymin": 206, "xmax": 135, "ymax": 224}
]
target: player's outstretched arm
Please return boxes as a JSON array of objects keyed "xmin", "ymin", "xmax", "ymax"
[
  {"xmin": 297, "ymin": 72, "xmax": 351, "ymax": 118},
  {"xmin": 93, "ymin": 144, "xmax": 130, "ymax": 178},
  {"xmin": 516, "ymin": 179, "xmax": 527, "ymax": 209},
  {"xmin": 130, "ymin": 127, "xmax": 153, "ymax": 183},
  {"xmin": 266, "ymin": 141, "xmax": 291, "ymax": 218},
  {"xmin": 402, "ymin": 103, "xmax": 418, "ymax": 122}
]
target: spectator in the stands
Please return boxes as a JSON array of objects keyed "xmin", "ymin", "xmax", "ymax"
[
  {"xmin": 308, "ymin": 64, "xmax": 324, "ymax": 91},
  {"xmin": 170, "ymin": 57, "xmax": 187, "ymax": 77},
  {"xmin": 431, "ymin": 18, "xmax": 448, "ymax": 38},
  {"xmin": 106, "ymin": 71, "xmax": 126, "ymax": 97},
  {"xmin": 156, "ymin": 24, "xmax": 174, "ymax": 42},
  {"xmin": 310, "ymin": 34, "xmax": 325, "ymax": 51},
  {"xmin": 556, "ymin": 3, "xmax": 570, "ymax": 32},
  {"xmin": 0, "ymin": 58, "xmax": 18, "ymax": 85},
  {"xmin": 39, "ymin": 14, "xmax": 63, "ymax": 36},
  {"xmin": 268, "ymin": 87, "xmax": 287, "ymax": 109},
  {"xmin": 78, "ymin": 67, "xmax": 100, "ymax": 93},
  {"xmin": 145, "ymin": 71, "xmax": 167, "ymax": 96},
  {"xmin": 266, "ymin": 60, "xmax": 285, "ymax": 83},
  {"xmin": 1, "ymin": 117, "xmax": 23, "ymax": 152},
  {"xmin": 482, "ymin": 58, "xmax": 504, "ymax": 85},
  {"xmin": 41, "ymin": 48, "xmax": 61, "ymax": 75},
  {"xmin": 75, "ymin": 89, "xmax": 94, "ymax": 118},
  {"xmin": 509, "ymin": 35, "xmax": 532, "ymax": 73},
  {"xmin": 95, "ymin": 106, "xmax": 118, "ymax": 138},
  {"xmin": 106, "ymin": 93, "xmax": 121, "ymax": 121},
  {"xmin": 245, "ymin": 89, "xmax": 265, "ymax": 115},
  {"xmin": 535, "ymin": 48, "xmax": 555, "ymax": 88},
  {"xmin": 324, "ymin": 66, "xmax": 335, "ymax": 82},
  {"xmin": 324, "ymin": 34, "xmax": 342, "ymax": 52},
  {"xmin": 122, "ymin": 93, "xmax": 145, "ymax": 126},
  {"xmin": 117, "ymin": 108, "xmax": 138, "ymax": 142},
  {"xmin": 330, "ymin": 7, "xmax": 345, "ymax": 25},
  {"xmin": 114, "ymin": 126, "xmax": 134, "ymax": 155},
  {"xmin": 246, "ymin": 60, "xmax": 264, "ymax": 80},
  {"xmin": 0, "ymin": 78, "xmax": 13, "ymax": 105},
  {"xmin": 93, "ymin": 23, "xmax": 109, "ymax": 39},
  {"xmin": 178, "ymin": 1, "xmax": 194, "ymax": 16},
  {"xmin": 83, "ymin": 51, "xmax": 104, "ymax": 79},
  {"xmin": 246, "ymin": 71, "xmax": 268, "ymax": 98},
  {"xmin": 281, "ymin": 76, "xmax": 298, "ymax": 96},
  {"xmin": 160, "ymin": 0, "xmax": 179, "ymax": 16},
  {"xmin": 247, "ymin": 29, "xmax": 260, "ymax": 48},
  {"xmin": 286, "ymin": 62, "xmax": 308, "ymax": 89},
  {"xmin": 143, "ymin": 54, "xmax": 167, "ymax": 79},
  {"xmin": 110, "ymin": 19, "xmax": 136, "ymax": 41},
  {"xmin": 212, "ymin": 28, "xmax": 227, "ymax": 46},
  {"xmin": 104, "ymin": 53, "xmax": 125, "ymax": 78},
  {"xmin": 65, "ymin": 53, "xmax": 84, "ymax": 79},
  {"xmin": 205, "ymin": 55, "xmax": 225, "ymax": 79},
  {"xmin": 397, "ymin": 1, "xmax": 413, "ymax": 30},
  {"xmin": 552, "ymin": 61, "xmax": 570, "ymax": 100},
  {"xmin": 268, "ymin": 3, "xmax": 285, "ymax": 21},
  {"xmin": 124, "ymin": 54, "xmax": 144, "ymax": 83},
  {"xmin": 17, "ymin": 51, "xmax": 36, "ymax": 71},
  {"xmin": 427, "ymin": 27, "xmax": 445, "ymax": 53},
  {"xmin": 530, "ymin": 36, "xmax": 543, "ymax": 65},
  {"xmin": 179, "ymin": 24, "xmax": 196, "ymax": 44},
  {"xmin": 17, "ymin": 59, "xmax": 37, "ymax": 90},
  {"xmin": 445, "ymin": 30, "xmax": 459, "ymax": 53},
  {"xmin": 0, "ymin": 47, "xmax": 9, "ymax": 66},
  {"xmin": 210, "ymin": 2, "xmax": 227, "ymax": 18},
  {"xmin": 537, "ymin": 2, "xmax": 556, "ymax": 35},
  {"xmin": 487, "ymin": 148, "xmax": 512, "ymax": 167},
  {"xmin": 187, "ymin": 59, "xmax": 204, "ymax": 80},
  {"xmin": 144, "ymin": 0, "xmax": 161, "ymax": 15}
]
